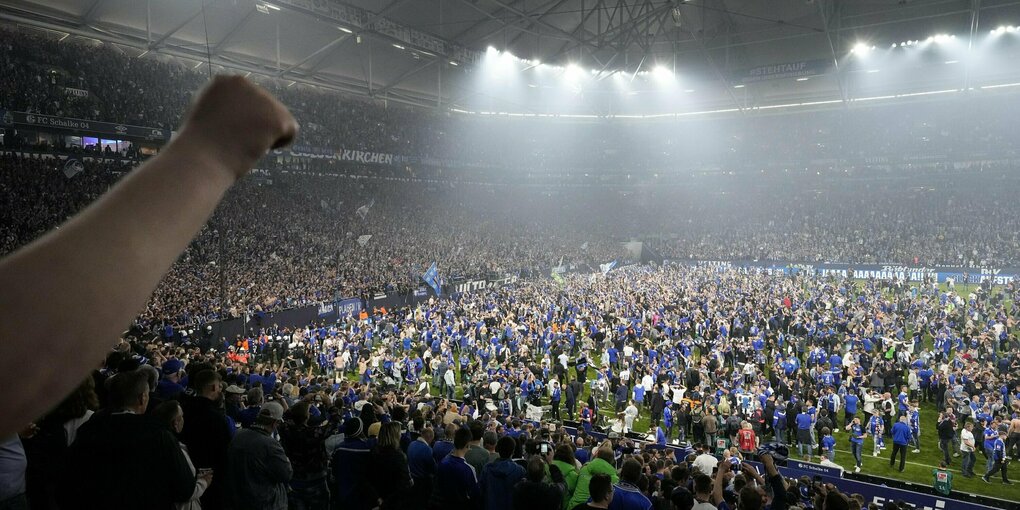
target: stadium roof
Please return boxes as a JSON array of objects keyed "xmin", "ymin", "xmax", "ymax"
[{"xmin": 3, "ymin": 0, "xmax": 1020, "ymax": 114}]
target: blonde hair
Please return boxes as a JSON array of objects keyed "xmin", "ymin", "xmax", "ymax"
[{"xmin": 378, "ymin": 422, "xmax": 402, "ymax": 450}]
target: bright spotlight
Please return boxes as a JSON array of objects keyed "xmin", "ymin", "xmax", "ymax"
[
  {"xmin": 653, "ymin": 65, "xmax": 674, "ymax": 81},
  {"xmin": 1009, "ymin": 26, "xmax": 1018, "ymax": 33},
  {"xmin": 486, "ymin": 46, "xmax": 498, "ymax": 57},
  {"xmin": 851, "ymin": 42, "xmax": 873, "ymax": 55},
  {"xmin": 564, "ymin": 63, "xmax": 584, "ymax": 82}
]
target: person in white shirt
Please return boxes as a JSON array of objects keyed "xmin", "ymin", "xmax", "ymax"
[
  {"xmin": 624, "ymin": 401, "xmax": 639, "ymax": 433},
  {"xmin": 692, "ymin": 446, "xmax": 719, "ymax": 476},
  {"xmin": 641, "ymin": 374, "xmax": 654, "ymax": 392},
  {"xmin": 960, "ymin": 421, "xmax": 977, "ymax": 477}
]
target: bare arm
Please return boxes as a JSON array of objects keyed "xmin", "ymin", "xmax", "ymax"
[{"xmin": 0, "ymin": 76, "xmax": 296, "ymax": 436}]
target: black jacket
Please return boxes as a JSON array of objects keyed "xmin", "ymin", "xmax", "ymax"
[{"xmin": 63, "ymin": 411, "xmax": 195, "ymax": 509}]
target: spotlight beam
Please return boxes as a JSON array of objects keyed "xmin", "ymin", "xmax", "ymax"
[
  {"xmin": 963, "ymin": 0, "xmax": 981, "ymax": 90},
  {"xmin": 815, "ymin": 0, "xmax": 848, "ymax": 105}
]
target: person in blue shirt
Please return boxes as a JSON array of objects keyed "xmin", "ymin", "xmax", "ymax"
[
  {"xmin": 868, "ymin": 411, "xmax": 885, "ymax": 456},
  {"xmin": 983, "ymin": 420, "xmax": 1000, "ymax": 475},
  {"xmin": 908, "ymin": 403, "xmax": 921, "ymax": 453},
  {"xmin": 773, "ymin": 405, "xmax": 787, "ymax": 445},
  {"xmin": 433, "ymin": 427, "xmax": 482, "ymax": 509},
  {"xmin": 890, "ymin": 415, "xmax": 912, "ymax": 472},
  {"xmin": 897, "ymin": 387, "xmax": 909, "ymax": 418},
  {"xmin": 610, "ymin": 459, "xmax": 653, "ymax": 510},
  {"xmin": 846, "ymin": 416, "xmax": 867, "ymax": 472},
  {"xmin": 407, "ymin": 426, "xmax": 437, "ymax": 500},
  {"xmin": 844, "ymin": 391, "xmax": 859, "ymax": 427},
  {"xmin": 795, "ymin": 407, "xmax": 814, "ymax": 462},
  {"xmin": 821, "ymin": 427, "xmax": 836, "ymax": 463},
  {"xmin": 983, "ymin": 429, "xmax": 1012, "ymax": 484}
]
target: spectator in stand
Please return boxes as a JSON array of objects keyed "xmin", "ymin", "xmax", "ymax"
[
  {"xmin": 512, "ymin": 454, "xmax": 564, "ymax": 510},
  {"xmin": 63, "ymin": 370, "xmax": 195, "ymax": 509},
  {"xmin": 180, "ymin": 369, "xmax": 232, "ymax": 509},
  {"xmin": 152, "ymin": 399, "xmax": 213, "ymax": 510},
  {"xmin": 569, "ymin": 444, "xmax": 619, "ymax": 510},
  {"xmin": 572, "ymin": 472, "xmax": 614, "ymax": 510},
  {"xmin": 332, "ymin": 417, "xmax": 376, "ymax": 510},
  {"xmin": 226, "ymin": 401, "xmax": 293, "ymax": 509},
  {"xmin": 279, "ymin": 401, "xmax": 333, "ymax": 510},
  {"xmin": 432, "ymin": 427, "xmax": 482, "ymax": 510},
  {"xmin": 408, "ymin": 426, "xmax": 437, "ymax": 508},
  {"xmin": 369, "ymin": 422, "xmax": 413, "ymax": 509},
  {"xmin": 608, "ymin": 459, "xmax": 652, "ymax": 510},
  {"xmin": 481, "ymin": 436, "xmax": 525, "ymax": 510}
]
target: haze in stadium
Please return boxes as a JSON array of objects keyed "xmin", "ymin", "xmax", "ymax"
[{"xmin": 0, "ymin": 1, "xmax": 1019, "ymax": 510}]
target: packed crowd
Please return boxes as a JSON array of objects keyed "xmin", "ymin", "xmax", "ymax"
[
  {"xmin": 4, "ymin": 25, "xmax": 1020, "ymax": 171},
  {"xmin": 6, "ymin": 150, "xmax": 1020, "ymax": 331},
  {"xmin": 8, "ymin": 263, "xmax": 1019, "ymax": 510}
]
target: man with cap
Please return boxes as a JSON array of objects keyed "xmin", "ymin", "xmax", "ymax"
[
  {"xmin": 156, "ymin": 359, "xmax": 186, "ymax": 400},
  {"xmin": 226, "ymin": 401, "xmax": 293, "ymax": 509},
  {"xmin": 238, "ymin": 387, "xmax": 265, "ymax": 429},
  {"xmin": 224, "ymin": 384, "xmax": 246, "ymax": 422},
  {"xmin": 332, "ymin": 417, "xmax": 377, "ymax": 510}
]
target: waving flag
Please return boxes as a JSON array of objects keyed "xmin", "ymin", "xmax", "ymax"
[
  {"xmin": 422, "ymin": 261, "xmax": 441, "ymax": 295},
  {"xmin": 62, "ymin": 158, "xmax": 84, "ymax": 179},
  {"xmin": 599, "ymin": 260, "xmax": 618, "ymax": 275},
  {"xmin": 355, "ymin": 198, "xmax": 375, "ymax": 220}
]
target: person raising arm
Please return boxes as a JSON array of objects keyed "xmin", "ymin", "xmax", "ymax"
[{"xmin": 0, "ymin": 76, "xmax": 298, "ymax": 436}]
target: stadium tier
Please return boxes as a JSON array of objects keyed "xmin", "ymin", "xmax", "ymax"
[{"xmin": 2, "ymin": 3, "xmax": 1020, "ymax": 510}]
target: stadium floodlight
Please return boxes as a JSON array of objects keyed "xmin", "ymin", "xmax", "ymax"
[
  {"xmin": 733, "ymin": 84, "xmax": 745, "ymax": 88},
  {"xmin": 486, "ymin": 46, "xmax": 498, "ymax": 57},
  {"xmin": 851, "ymin": 42, "xmax": 873, "ymax": 55},
  {"xmin": 338, "ymin": 27, "xmax": 353, "ymax": 34},
  {"xmin": 392, "ymin": 43, "xmax": 405, "ymax": 50},
  {"xmin": 564, "ymin": 63, "xmax": 584, "ymax": 82},
  {"xmin": 653, "ymin": 65, "xmax": 674, "ymax": 81},
  {"xmin": 449, "ymin": 61, "xmax": 458, "ymax": 66},
  {"xmin": 1009, "ymin": 26, "xmax": 1018, "ymax": 33},
  {"xmin": 796, "ymin": 77, "xmax": 810, "ymax": 81}
]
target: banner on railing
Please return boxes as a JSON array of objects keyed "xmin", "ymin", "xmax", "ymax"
[
  {"xmin": 317, "ymin": 297, "xmax": 363, "ymax": 320},
  {"xmin": 0, "ymin": 109, "xmax": 170, "ymax": 140},
  {"xmin": 274, "ymin": 144, "xmax": 405, "ymax": 165}
]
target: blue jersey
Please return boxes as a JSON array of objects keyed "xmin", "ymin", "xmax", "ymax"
[
  {"xmin": 844, "ymin": 394, "xmax": 859, "ymax": 414},
  {"xmin": 849, "ymin": 423, "xmax": 865, "ymax": 444}
]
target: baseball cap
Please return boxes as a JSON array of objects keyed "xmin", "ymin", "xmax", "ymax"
[
  {"xmin": 224, "ymin": 385, "xmax": 245, "ymax": 395},
  {"xmin": 161, "ymin": 359, "xmax": 184, "ymax": 376},
  {"xmin": 259, "ymin": 401, "xmax": 285, "ymax": 422}
]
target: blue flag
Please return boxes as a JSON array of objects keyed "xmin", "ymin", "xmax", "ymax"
[{"xmin": 422, "ymin": 261, "xmax": 441, "ymax": 295}]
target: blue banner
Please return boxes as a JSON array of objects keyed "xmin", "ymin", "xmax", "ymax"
[
  {"xmin": 316, "ymin": 297, "xmax": 363, "ymax": 320},
  {"xmin": 422, "ymin": 262, "xmax": 441, "ymax": 296},
  {"xmin": 742, "ymin": 460, "xmax": 1002, "ymax": 510}
]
